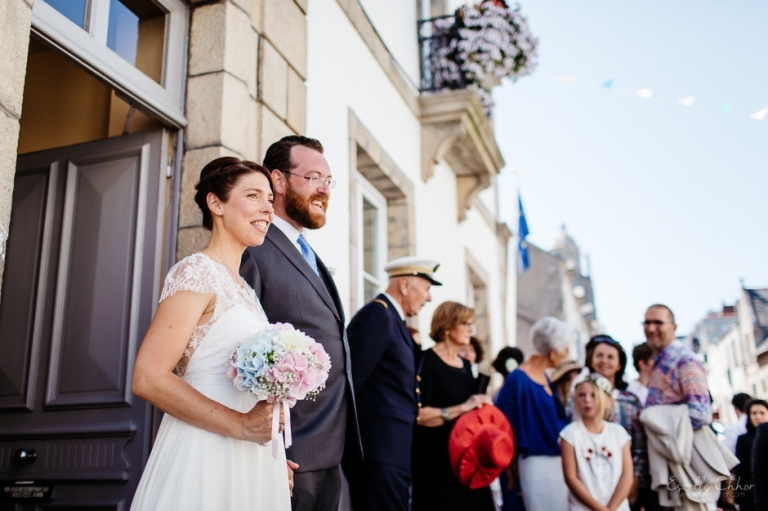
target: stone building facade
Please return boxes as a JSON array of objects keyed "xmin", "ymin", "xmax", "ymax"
[
  {"xmin": 516, "ymin": 227, "xmax": 599, "ymax": 362},
  {"xmin": 0, "ymin": 0, "xmax": 514, "ymax": 506},
  {"xmin": 697, "ymin": 287, "xmax": 768, "ymax": 425}
]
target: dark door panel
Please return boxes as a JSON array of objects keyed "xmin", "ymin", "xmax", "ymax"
[
  {"xmin": 0, "ymin": 422, "xmax": 135, "ymax": 481},
  {"xmin": 0, "ymin": 170, "xmax": 49, "ymax": 411},
  {"xmin": 0, "ymin": 130, "xmax": 169, "ymax": 507},
  {"xmin": 46, "ymin": 156, "xmax": 141, "ymax": 408}
]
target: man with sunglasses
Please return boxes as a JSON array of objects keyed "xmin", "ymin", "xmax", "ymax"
[{"xmin": 241, "ymin": 136, "xmax": 361, "ymax": 511}]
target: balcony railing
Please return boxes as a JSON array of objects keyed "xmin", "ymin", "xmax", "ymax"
[{"xmin": 417, "ymin": 15, "xmax": 467, "ymax": 93}]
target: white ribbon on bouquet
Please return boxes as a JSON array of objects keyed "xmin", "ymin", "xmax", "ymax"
[{"xmin": 269, "ymin": 396, "xmax": 293, "ymax": 459}]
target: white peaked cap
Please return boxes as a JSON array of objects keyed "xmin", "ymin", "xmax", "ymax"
[{"xmin": 384, "ymin": 257, "xmax": 442, "ymax": 286}]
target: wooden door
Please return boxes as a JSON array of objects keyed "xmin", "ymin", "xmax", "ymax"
[{"xmin": 0, "ymin": 130, "xmax": 169, "ymax": 510}]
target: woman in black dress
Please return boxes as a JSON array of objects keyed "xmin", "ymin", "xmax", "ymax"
[
  {"xmin": 412, "ymin": 301, "xmax": 495, "ymax": 511},
  {"xmin": 735, "ymin": 399, "xmax": 768, "ymax": 511}
]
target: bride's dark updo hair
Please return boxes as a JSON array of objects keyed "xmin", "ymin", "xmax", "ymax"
[{"xmin": 194, "ymin": 157, "xmax": 274, "ymax": 231}]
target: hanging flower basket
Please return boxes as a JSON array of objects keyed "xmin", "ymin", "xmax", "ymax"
[{"xmin": 426, "ymin": 1, "xmax": 538, "ymax": 114}]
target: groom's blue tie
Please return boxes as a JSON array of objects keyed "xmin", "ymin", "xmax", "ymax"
[{"xmin": 297, "ymin": 234, "xmax": 319, "ymax": 277}]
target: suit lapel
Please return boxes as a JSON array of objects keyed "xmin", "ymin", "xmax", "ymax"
[
  {"xmin": 316, "ymin": 255, "xmax": 344, "ymax": 323},
  {"xmin": 266, "ymin": 227, "xmax": 341, "ymax": 322},
  {"xmin": 378, "ymin": 294, "xmax": 412, "ymax": 350}
]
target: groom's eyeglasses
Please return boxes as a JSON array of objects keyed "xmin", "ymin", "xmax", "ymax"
[{"xmin": 285, "ymin": 172, "xmax": 336, "ymax": 190}]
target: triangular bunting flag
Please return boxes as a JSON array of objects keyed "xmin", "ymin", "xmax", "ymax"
[
  {"xmin": 678, "ymin": 96, "xmax": 695, "ymax": 106},
  {"xmin": 637, "ymin": 89, "xmax": 653, "ymax": 99},
  {"xmin": 751, "ymin": 107, "xmax": 767, "ymax": 120},
  {"xmin": 602, "ymin": 79, "xmax": 613, "ymax": 89}
]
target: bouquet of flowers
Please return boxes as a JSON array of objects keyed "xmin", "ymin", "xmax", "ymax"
[{"xmin": 226, "ymin": 323, "xmax": 331, "ymax": 457}]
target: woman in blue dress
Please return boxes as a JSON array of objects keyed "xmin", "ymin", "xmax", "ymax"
[{"xmin": 496, "ymin": 317, "xmax": 573, "ymax": 511}]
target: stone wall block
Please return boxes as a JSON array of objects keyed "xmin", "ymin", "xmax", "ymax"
[
  {"xmin": 230, "ymin": 0, "xmax": 252, "ymax": 15},
  {"xmin": 336, "ymin": 0, "xmax": 351, "ymax": 15},
  {"xmin": 246, "ymin": 97, "xmax": 260, "ymax": 160},
  {"xmin": 224, "ymin": 3, "xmax": 258, "ymax": 97},
  {"xmin": 186, "ymin": 72, "xmax": 224, "ymax": 149},
  {"xmin": 262, "ymin": 0, "xmax": 307, "ymax": 78},
  {"xmin": 346, "ymin": 0, "xmax": 375, "ymax": 49},
  {"xmin": 0, "ymin": 0, "xmax": 33, "ymax": 118},
  {"xmin": 260, "ymin": 40, "xmax": 288, "ymax": 119},
  {"xmin": 179, "ymin": 146, "xmax": 238, "ymax": 228},
  {"xmin": 188, "ymin": 2, "xmax": 226, "ymax": 76},
  {"xmin": 220, "ymin": 73, "xmax": 252, "ymax": 157},
  {"xmin": 250, "ymin": 0, "xmax": 264, "ymax": 33},
  {"xmin": 177, "ymin": 226, "xmax": 211, "ymax": 260},
  {"xmin": 259, "ymin": 104, "xmax": 294, "ymax": 158},
  {"xmin": 286, "ymin": 66, "xmax": 306, "ymax": 134},
  {"xmin": 293, "ymin": 0, "xmax": 307, "ymax": 14},
  {"xmin": 0, "ymin": 112, "xmax": 21, "ymax": 296}
]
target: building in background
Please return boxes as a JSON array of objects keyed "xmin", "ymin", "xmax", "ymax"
[
  {"xmin": 0, "ymin": 0, "xmax": 516, "ymax": 506},
  {"xmin": 516, "ymin": 226, "xmax": 598, "ymax": 362},
  {"xmin": 691, "ymin": 305, "xmax": 741, "ymax": 424},
  {"xmin": 739, "ymin": 286, "xmax": 768, "ymax": 398},
  {"xmin": 693, "ymin": 286, "xmax": 768, "ymax": 426}
]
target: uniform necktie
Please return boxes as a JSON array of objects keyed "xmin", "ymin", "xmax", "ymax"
[{"xmin": 297, "ymin": 234, "xmax": 319, "ymax": 276}]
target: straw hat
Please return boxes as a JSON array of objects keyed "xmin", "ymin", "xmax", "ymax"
[{"xmin": 550, "ymin": 359, "xmax": 582, "ymax": 383}]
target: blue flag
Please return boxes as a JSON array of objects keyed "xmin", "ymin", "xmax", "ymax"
[{"xmin": 518, "ymin": 193, "xmax": 530, "ymax": 273}]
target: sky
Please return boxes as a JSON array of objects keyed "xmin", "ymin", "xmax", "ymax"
[{"xmin": 492, "ymin": 0, "xmax": 768, "ymax": 350}]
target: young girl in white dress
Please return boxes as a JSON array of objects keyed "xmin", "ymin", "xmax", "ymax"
[
  {"xmin": 130, "ymin": 158, "xmax": 294, "ymax": 510},
  {"xmin": 560, "ymin": 372, "xmax": 633, "ymax": 511}
]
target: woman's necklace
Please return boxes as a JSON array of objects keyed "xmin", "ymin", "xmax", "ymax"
[{"xmin": 206, "ymin": 246, "xmax": 244, "ymax": 288}]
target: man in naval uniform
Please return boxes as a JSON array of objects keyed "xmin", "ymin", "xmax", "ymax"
[{"xmin": 342, "ymin": 257, "xmax": 441, "ymax": 511}]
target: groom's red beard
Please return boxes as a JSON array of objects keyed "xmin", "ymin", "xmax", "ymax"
[{"xmin": 283, "ymin": 181, "xmax": 328, "ymax": 229}]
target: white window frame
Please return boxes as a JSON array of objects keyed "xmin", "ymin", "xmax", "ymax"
[
  {"xmin": 356, "ymin": 174, "xmax": 388, "ymax": 305},
  {"xmin": 32, "ymin": 0, "xmax": 188, "ymax": 127}
]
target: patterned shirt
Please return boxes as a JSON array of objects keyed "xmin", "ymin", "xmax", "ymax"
[
  {"xmin": 612, "ymin": 390, "xmax": 648, "ymax": 482},
  {"xmin": 646, "ymin": 341, "xmax": 712, "ymax": 430}
]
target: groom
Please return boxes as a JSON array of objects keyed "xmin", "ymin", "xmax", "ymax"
[{"xmin": 240, "ymin": 136, "xmax": 361, "ymax": 511}]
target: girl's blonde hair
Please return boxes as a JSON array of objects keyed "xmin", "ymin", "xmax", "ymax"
[{"xmin": 573, "ymin": 380, "xmax": 613, "ymax": 421}]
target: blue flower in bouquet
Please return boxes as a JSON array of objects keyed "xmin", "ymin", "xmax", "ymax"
[{"xmin": 227, "ymin": 339, "xmax": 269, "ymax": 391}]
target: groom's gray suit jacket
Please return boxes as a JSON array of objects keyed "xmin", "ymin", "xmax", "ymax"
[{"xmin": 240, "ymin": 227, "xmax": 362, "ymax": 472}]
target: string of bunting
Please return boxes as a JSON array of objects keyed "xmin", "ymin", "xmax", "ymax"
[{"xmin": 557, "ymin": 75, "xmax": 767, "ymax": 121}]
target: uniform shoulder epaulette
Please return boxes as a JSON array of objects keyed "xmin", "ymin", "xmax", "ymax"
[{"xmin": 373, "ymin": 299, "xmax": 389, "ymax": 308}]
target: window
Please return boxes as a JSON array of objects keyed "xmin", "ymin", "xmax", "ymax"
[
  {"xmin": 356, "ymin": 176, "xmax": 388, "ymax": 305},
  {"xmin": 33, "ymin": 0, "xmax": 187, "ymax": 126},
  {"xmin": 44, "ymin": 0, "xmax": 88, "ymax": 28}
]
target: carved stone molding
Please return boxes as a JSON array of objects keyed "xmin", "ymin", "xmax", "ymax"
[
  {"xmin": 419, "ymin": 90, "xmax": 505, "ymax": 222},
  {"xmin": 348, "ymin": 110, "xmax": 416, "ymax": 313}
]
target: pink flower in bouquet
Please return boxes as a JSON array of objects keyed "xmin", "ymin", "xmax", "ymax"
[
  {"xmin": 309, "ymin": 342, "xmax": 331, "ymax": 371},
  {"xmin": 292, "ymin": 351, "xmax": 309, "ymax": 371},
  {"xmin": 304, "ymin": 366, "xmax": 325, "ymax": 390},
  {"xmin": 288, "ymin": 376, "xmax": 312, "ymax": 401},
  {"xmin": 271, "ymin": 353, "xmax": 295, "ymax": 383}
]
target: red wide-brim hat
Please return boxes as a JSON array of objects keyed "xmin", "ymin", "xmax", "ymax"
[{"xmin": 448, "ymin": 405, "xmax": 514, "ymax": 489}]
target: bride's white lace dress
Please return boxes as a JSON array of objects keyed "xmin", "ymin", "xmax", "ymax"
[{"xmin": 131, "ymin": 253, "xmax": 291, "ymax": 510}]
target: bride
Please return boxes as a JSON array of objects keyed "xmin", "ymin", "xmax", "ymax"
[{"xmin": 131, "ymin": 157, "xmax": 293, "ymax": 510}]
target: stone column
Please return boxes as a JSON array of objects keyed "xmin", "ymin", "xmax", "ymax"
[
  {"xmin": 178, "ymin": 0, "xmax": 308, "ymax": 259},
  {"xmin": 0, "ymin": 0, "xmax": 34, "ymax": 296}
]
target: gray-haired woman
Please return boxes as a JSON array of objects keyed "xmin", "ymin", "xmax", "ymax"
[{"xmin": 496, "ymin": 317, "xmax": 573, "ymax": 510}]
